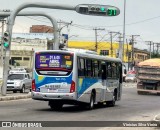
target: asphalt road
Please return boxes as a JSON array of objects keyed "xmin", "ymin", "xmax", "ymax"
[{"xmin": 0, "ymin": 83, "xmax": 159, "ymax": 130}]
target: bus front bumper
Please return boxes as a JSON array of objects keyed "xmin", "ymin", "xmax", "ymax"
[{"xmin": 31, "ymin": 91, "xmax": 76, "ymax": 101}]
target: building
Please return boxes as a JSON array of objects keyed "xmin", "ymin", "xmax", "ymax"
[
  {"xmin": 30, "ymin": 25, "xmax": 54, "ymax": 33},
  {"xmin": 134, "ymin": 48, "xmax": 150, "ymax": 65}
]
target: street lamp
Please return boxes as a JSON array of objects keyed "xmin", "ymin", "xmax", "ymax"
[{"xmin": 122, "ymin": 0, "xmax": 126, "ymax": 62}]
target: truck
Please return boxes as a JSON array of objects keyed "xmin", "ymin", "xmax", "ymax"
[{"xmin": 136, "ymin": 58, "xmax": 160, "ymax": 95}]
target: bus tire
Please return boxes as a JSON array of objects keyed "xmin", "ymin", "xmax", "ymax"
[{"xmin": 88, "ymin": 92, "xmax": 95, "ymax": 110}]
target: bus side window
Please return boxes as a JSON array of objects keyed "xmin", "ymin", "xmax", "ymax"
[
  {"xmin": 112, "ymin": 63, "xmax": 117, "ymax": 78},
  {"xmin": 101, "ymin": 64, "xmax": 107, "ymax": 80},
  {"xmin": 78, "ymin": 58, "xmax": 85, "ymax": 76},
  {"xmin": 107, "ymin": 62, "xmax": 112, "ymax": 78},
  {"xmin": 116, "ymin": 63, "xmax": 119, "ymax": 79},
  {"xmin": 86, "ymin": 59, "xmax": 92, "ymax": 77},
  {"xmin": 98, "ymin": 61, "xmax": 101, "ymax": 77},
  {"xmin": 93, "ymin": 60, "xmax": 99, "ymax": 77}
]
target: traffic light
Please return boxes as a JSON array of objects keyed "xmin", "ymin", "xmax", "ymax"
[
  {"xmin": 75, "ymin": 4, "xmax": 120, "ymax": 16},
  {"xmin": 3, "ymin": 31, "xmax": 10, "ymax": 49}
]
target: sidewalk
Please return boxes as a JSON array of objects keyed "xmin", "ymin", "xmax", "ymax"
[
  {"xmin": 0, "ymin": 92, "xmax": 31, "ymax": 101},
  {"xmin": 0, "ymin": 82, "xmax": 31, "ymax": 101},
  {"xmin": 0, "ymin": 75, "xmax": 32, "ymax": 101}
]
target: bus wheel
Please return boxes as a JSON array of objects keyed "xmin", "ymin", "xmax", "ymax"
[{"xmin": 88, "ymin": 92, "xmax": 95, "ymax": 110}]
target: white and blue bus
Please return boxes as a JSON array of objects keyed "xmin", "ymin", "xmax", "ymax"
[{"xmin": 31, "ymin": 49, "xmax": 123, "ymax": 110}]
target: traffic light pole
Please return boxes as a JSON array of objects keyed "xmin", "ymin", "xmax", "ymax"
[
  {"xmin": 1, "ymin": 2, "xmax": 120, "ymax": 96},
  {"xmin": 0, "ymin": 20, "xmax": 5, "ymax": 67}
]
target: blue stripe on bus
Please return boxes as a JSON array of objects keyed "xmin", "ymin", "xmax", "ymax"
[{"xmin": 78, "ymin": 78, "xmax": 99, "ymax": 97}]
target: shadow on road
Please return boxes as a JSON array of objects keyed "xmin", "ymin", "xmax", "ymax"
[{"xmin": 34, "ymin": 104, "xmax": 119, "ymax": 113}]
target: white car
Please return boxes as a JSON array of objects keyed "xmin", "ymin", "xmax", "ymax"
[
  {"xmin": 125, "ymin": 73, "xmax": 137, "ymax": 83},
  {"xmin": 7, "ymin": 73, "xmax": 32, "ymax": 93}
]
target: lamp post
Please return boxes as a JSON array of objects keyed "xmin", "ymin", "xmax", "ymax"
[{"xmin": 122, "ymin": 0, "xmax": 126, "ymax": 62}]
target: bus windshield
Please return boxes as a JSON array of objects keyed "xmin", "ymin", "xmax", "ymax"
[{"xmin": 35, "ymin": 52, "xmax": 73, "ymax": 73}]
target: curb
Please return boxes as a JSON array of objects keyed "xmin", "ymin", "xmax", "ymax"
[{"xmin": 0, "ymin": 92, "xmax": 31, "ymax": 101}]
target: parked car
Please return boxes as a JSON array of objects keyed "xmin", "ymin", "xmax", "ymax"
[
  {"xmin": 7, "ymin": 73, "xmax": 32, "ymax": 93},
  {"xmin": 125, "ymin": 73, "xmax": 137, "ymax": 83}
]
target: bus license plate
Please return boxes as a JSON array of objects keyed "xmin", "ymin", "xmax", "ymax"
[{"xmin": 47, "ymin": 85, "xmax": 61, "ymax": 90}]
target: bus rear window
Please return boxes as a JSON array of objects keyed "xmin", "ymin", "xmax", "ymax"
[{"xmin": 35, "ymin": 53, "xmax": 73, "ymax": 70}]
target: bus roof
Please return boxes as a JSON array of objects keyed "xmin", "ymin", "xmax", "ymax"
[{"xmin": 35, "ymin": 48, "xmax": 122, "ymax": 63}]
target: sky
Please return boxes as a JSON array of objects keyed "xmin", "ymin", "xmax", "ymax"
[{"xmin": 1, "ymin": 0, "xmax": 160, "ymax": 50}]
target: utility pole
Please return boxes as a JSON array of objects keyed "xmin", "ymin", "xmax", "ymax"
[
  {"xmin": 93, "ymin": 28, "xmax": 105, "ymax": 52},
  {"xmin": 145, "ymin": 41, "xmax": 152, "ymax": 59},
  {"xmin": 131, "ymin": 35, "xmax": 140, "ymax": 69},
  {"xmin": 58, "ymin": 20, "xmax": 72, "ymax": 47},
  {"xmin": 154, "ymin": 43, "xmax": 160, "ymax": 55},
  {"xmin": 126, "ymin": 39, "xmax": 129, "ymax": 71},
  {"xmin": 118, "ymin": 33, "xmax": 123, "ymax": 59},
  {"xmin": 122, "ymin": 0, "xmax": 126, "ymax": 62},
  {"xmin": 109, "ymin": 31, "xmax": 119, "ymax": 57},
  {"xmin": 152, "ymin": 42, "xmax": 155, "ymax": 55},
  {"xmin": 156, "ymin": 43, "xmax": 160, "ymax": 55}
]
